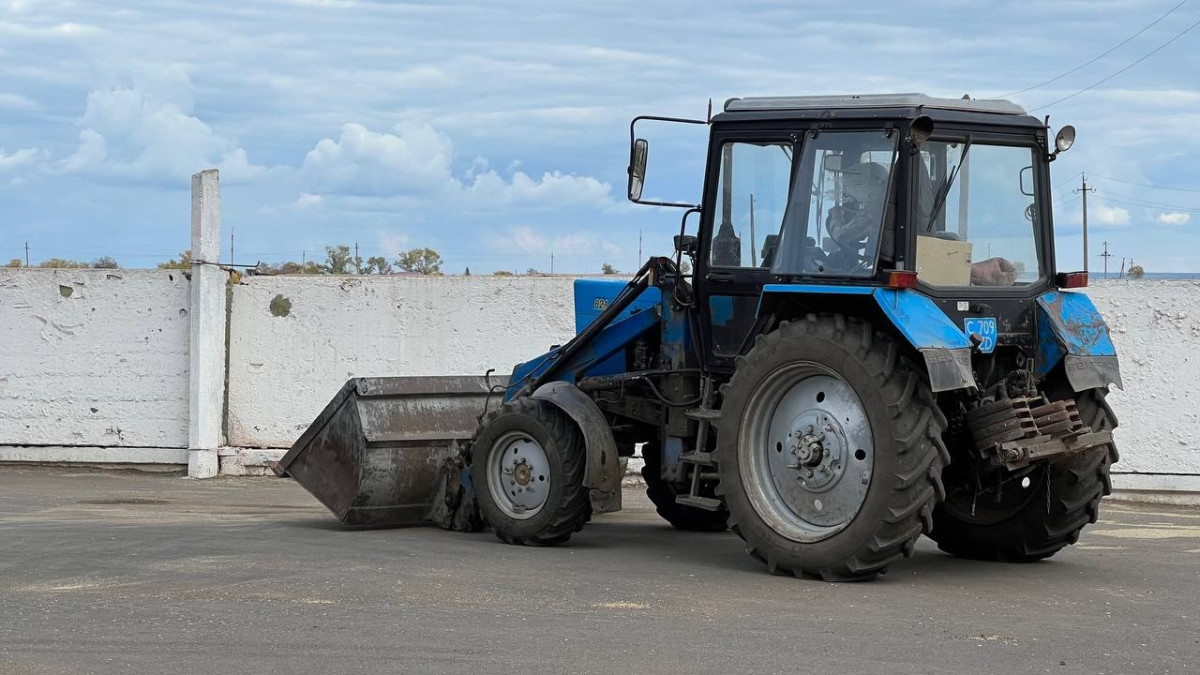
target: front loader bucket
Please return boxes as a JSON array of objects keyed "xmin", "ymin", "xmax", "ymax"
[{"xmin": 273, "ymin": 375, "xmax": 502, "ymax": 528}]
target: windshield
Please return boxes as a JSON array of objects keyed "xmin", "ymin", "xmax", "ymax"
[
  {"xmin": 706, "ymin": 131, "xmax": 898, "ymax": 278},
  {"xmin": 914, "ymin": 141, "xmax": 1044, "ymax": 287}
]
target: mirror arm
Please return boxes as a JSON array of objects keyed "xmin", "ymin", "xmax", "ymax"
[{"xmin": 627, "ymin": 114, "xmax": 709, "ymax": 209}]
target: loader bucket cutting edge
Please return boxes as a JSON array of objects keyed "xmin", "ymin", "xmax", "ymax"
[{"xmin": 274, "ymin": 375, "xmax": 504, "ymax": 528}]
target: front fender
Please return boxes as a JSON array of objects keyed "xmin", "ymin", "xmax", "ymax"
[
  {"xmin": 530, "ymin": 381, "xmax": 622, "ymax": 514},
  {"xmin": 760, "ymin": 285, "xmax": 976, "ymax": 393}
]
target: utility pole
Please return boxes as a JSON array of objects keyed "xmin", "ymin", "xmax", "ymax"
[
  {"xmin": 230, "ymin": 229, "xmax": 234, "ymax": 266},
  {"xmin": 638, "ymin": 229, "xmax": 642, "ymax": 268},
  {"xmin": 1100, "ymin": 241, "xmax": 1112, "ymax": 279},
  {"xmin": 25, "ymin": 241, "xmax": 30, "ymax": 267},
  {"xmin": 1119, "ymin": 257, "xmax": 1126, "ymax": 279},
  {"xmin": 1075, "ymin": 174, "xmax": 1096, "ymax": 272},
  {"xmin": 550, "ymin": 250, "xmax": 555, "ymax": 275},
  {"xmin": 355, "ymin": 242, "xmax": 360, "ymax": 274},
  {"xmin": 302, "ymin": 250, "xmax": 306, "ymax": 273}
]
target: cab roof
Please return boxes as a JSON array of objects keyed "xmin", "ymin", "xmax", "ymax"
[{"xmin": 713, "ymin": 93, "xmax": 1043, "ymax": 129}]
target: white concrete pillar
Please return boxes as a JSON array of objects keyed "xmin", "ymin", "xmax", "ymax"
[{"xmin": 187, "ymin": 169, "xmax": 226, "ymax": 478}]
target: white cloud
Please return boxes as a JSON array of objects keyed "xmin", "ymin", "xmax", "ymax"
[
  {"xmin": 303, "ymin": 122, "xmax": 454, "ymax": 196},
  {"xmin": 0, "ymin": 92, "xmax": 36, "ymax": 110},
  {"xmin": 1093, "ymin": 204, "xmax": 1130, "ymax": 226},
  {"xmin": 496, "ymin": 226, "xmax": 620, "ymax": 257},
  {"xmin": 302, "ymin": 121, "xmax": 613, "ymax": 209},
  {"xmin": 58, "ymin": 70, "xmax": 265, "ymax": 183},
  {"xmin": 0, "ymin": 146, "xmax": 45, "ymax": 173},
  {"xmin": 293, "ymin": 192, "xmax": 323, "ymax": 209},
  {"xmin": 1157, "ymin": 212, "xmax": 1190, "ymax": 226}
]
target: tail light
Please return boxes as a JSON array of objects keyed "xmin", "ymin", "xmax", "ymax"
[
  {"xmin": 1056, "ymin": 271, "xmax": 1088, "ymax": 288},
  {"xmin": 885, "ymin": 270, "xmax": 919, "ymax": 289}
]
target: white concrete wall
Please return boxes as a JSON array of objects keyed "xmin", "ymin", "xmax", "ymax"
[
  {"xmin": 0, "ymin": 269, "xmax": 191, "ymax": 454},
  {"xmin": 1089, "ymin": 280, "xmax": 1200, "ymax": 491},
  {"xmin": 226, "ymin": 275, "xmax": 577, "ymax": 447},
  {"xmin": 2, "ymin": 270, "xmax": 1199, "ymax": 494}
]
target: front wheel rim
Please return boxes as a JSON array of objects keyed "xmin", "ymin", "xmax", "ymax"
[
  {"xmin": 739, "ymin": 362, "xmax": 874, "ymax": 543},
  {"xmin": 487, "ymin": 431, "xmax": 551, "ymax": 520}
]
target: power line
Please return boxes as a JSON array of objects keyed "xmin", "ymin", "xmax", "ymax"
[
  {"xmin": 1095, "ymin": 193, "xmax": 1200, "ymax": 212},
  {"xmin": 1090, "ymin": 172, "xmax": 1200, "ymax": 193},
  {"xmin": 1002, "ymin": 0, "xmax": 1189, "ymax": 97},
  {"xmin": 1053, "ymin": 171, "xmax": 1084, "ymax": 192},
  {"xmin": 1029, "ymin": 16, "xmax": 1200, "ymax": 112}
]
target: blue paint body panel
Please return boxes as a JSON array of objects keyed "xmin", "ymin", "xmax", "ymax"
[
  {"xmin": 1034, "ymin": 291, "xmax": 1118, "ymax": 376},
  {"xmin": 761, "ymin": 285, "xmax": 972, "ymax": 350},
  {"xmin": 872, "ymin": 289, "xmax": 973, "ymax": 350},
  {"xmin": 573, "ymin": 279, "xmax": 662, "ymax": 376},
  {"xmin": 506, "ymin": 308, "xmax": 661, "ymax": 400},
  {"xmin": 573, "ymin": 279, "xmax": 662, "ymax": 333}
]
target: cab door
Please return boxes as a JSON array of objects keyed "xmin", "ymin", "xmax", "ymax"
[{"xmin": 696, "ymin": 136, "xmax": 795, "ymax": 368}]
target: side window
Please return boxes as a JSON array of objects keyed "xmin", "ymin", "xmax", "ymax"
[{"xmin": 709, "ymin": 141, "xmax": 793, "ymax": 268}]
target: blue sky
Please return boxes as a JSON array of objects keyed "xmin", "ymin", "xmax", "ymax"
[{"xmin": 2, "ymin": 0, "xmax": 1199, "ymax": 274}]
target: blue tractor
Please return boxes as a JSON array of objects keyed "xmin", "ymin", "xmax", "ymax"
[{"xmin": 277, "ymin": 94, "xmax": 1121, "ymax": 581}]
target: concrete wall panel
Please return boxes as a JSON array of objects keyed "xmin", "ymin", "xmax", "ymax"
[
  {"xmin": 0, "ymin": 269, "xmax": 191, "ymax": 447},
  {"xmin": 226, "ymin": 275, "xmax": 577, "ymax": 447}
]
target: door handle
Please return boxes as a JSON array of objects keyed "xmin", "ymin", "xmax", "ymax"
[{"xmin": 708, "ymin": 272, "xmax": 736, "ymax": 283}]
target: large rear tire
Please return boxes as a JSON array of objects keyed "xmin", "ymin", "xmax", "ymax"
[
  {"xmin": 470, "ymin": 397, "xmax": 591, "ymax": 546},
  {"xmin": 641, "ymin": 443, "xmax": 729, "ymax": 532},
  {"xmin": 715, "ymin": 314, "xmax": 948, "ymax": 581},
  {"xmin": 929, "ymin": 388, "xmax": 1118, "ymax": 562}
]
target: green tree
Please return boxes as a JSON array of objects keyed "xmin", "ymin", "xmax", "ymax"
[
  {"xmin": 158, "ymin": 250, "xmax": 193, "ymax": 269},
  {"xmin": 324, "ymin": 245, "xmax": 354, "ymax": 274},
  {"xmin": 526, "ymin": 268, "xmax": 541, "ymax": 276},
  {"xmin": 601, "ymin": 262, "xmax": 618, "ymax": 275},
  {"xmin": 92, "ymin": 256, "xmax": 119, "ymax": 269},
  {"xmin": 464, "ymin": 267, "xmax": 471, "ymax": 276},
  {"xmin": 493, "ymin": 270, "xmax": 514, "ymax": 276},
  {"xmin": 38, "ymin": 258, "xmax": 90, "ymax": 268},
  {"xmin": 395, "ymin": 247, "xmax": 444, "ymax": 275},
  {"xmin": 364, "ymin": 256, "xmax": 393, "ymax": 275},
  {"xmin": 6, "ymin": 258, "xmax": 21, "ymax": 268},
  {"xmin": 1128, "ymin": 265, "xmax": 1145, "ymax": 279}
]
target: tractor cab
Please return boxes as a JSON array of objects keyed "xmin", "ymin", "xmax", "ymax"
[{"xmin": 630, "ymin": 94, "xmax": 1079, "ymax": 374}]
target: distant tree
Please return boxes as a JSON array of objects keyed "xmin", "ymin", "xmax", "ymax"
[
  {"xmin": 6, "ymin": 258, "xmax": 21, "ymax": 268},
  {"xmin": 92, "ymin": 256, "xmax": 119, "ymax": 269},
  {"xmin": 395, "ymin": 247, "xmax": 444, "ymax": 275},
  {"xmin": 526, "ymin": 268, "xmax": 540, "ymax": 276},
  {"xmin": 158, "ymin": 250, "xmax": 193, "ymax": 270},
  {"xmin": 601, "ymin": 262, "xmax": 618, "ymax": 275},
  {"xmin": 680, "ymin": 260, "xmax": 692, "ymax": 275},
  {"xmin": 1128, "ymin": 265, "xmax": 1145, "ymax": 279},
  {"xmin": 38, "ymin": 258, "xmax": 90, "ymax": 268},
  {"xmin": 302, "ymin": 261, "xmax": 323, "ymax": 275},
  {"xmin": 493, "ymin": 270, "xmax": 514, "ymax": 276},
  {"xmin": 324, "ymin": 245, "xmax": 354, "ymax": 274},
  {"xmin": 464, "ymin": 267, "xmax": 471, "ymax": 276},
  {"xmin": 364, "ymin": 256, "xmax": 393, "ymax": 275}
]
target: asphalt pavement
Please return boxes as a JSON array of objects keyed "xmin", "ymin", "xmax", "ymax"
[{"xmin": 1, "ymin": 466, "xmax": 1197, "ymax": 674}]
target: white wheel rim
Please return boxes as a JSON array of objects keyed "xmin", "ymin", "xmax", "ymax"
[{"xmin": 487, "ymin": 431, "xmax": 551, "ymax": 520}]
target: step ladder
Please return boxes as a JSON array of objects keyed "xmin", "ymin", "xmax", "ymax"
[{"xmin": 675, "ymin": 377, "xmax": 723, "ymax": 512}]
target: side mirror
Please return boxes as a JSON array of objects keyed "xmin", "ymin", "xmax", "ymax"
[
  {"xmin": 822, "ymin": 154, "xmax": 843, "ymax": 173},
  {"xmin": 628, "ymin": 138, "xmax": 648, "ymax": 201}
]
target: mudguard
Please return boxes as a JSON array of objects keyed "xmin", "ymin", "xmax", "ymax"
[
  {"xmin": 1035, "ymin": 291, "xmax": 1122, "ymax": 391},
  {"xmin": 760, "ymin": 285, "xmax": 976, "ymax": 393},
  {"xmin": 530, "ymin": 381, "xmax": 623, "ymax": 514}
]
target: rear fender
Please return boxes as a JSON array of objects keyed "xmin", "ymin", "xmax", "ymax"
[
  {"xmin": 759, "ymin": 285, "xmax": 976, "ymax": 393},
  {"xmin": 1035, "ymin": 291, "xmax": 1122, "ymax": 391},
  {"xmin": 530, "ymin": 381, "xmax": 623, "ymax": 514}
]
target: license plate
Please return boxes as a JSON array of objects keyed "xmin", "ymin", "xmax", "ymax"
[{"xmin": 963, "ymin": 317, "xmax": 997, "ymax": 353}]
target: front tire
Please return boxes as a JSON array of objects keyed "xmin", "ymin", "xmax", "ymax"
[
  {"xmin": 470, "ymin": 397, "xmax": 591, "ymax": 546},
  {"xmin": 929, "ymin": 388, "xmax": 1118, "ymax": 562},
  {"xmin": 715, "ymin": 315, "xmax": 948, "ymax": 581}
]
